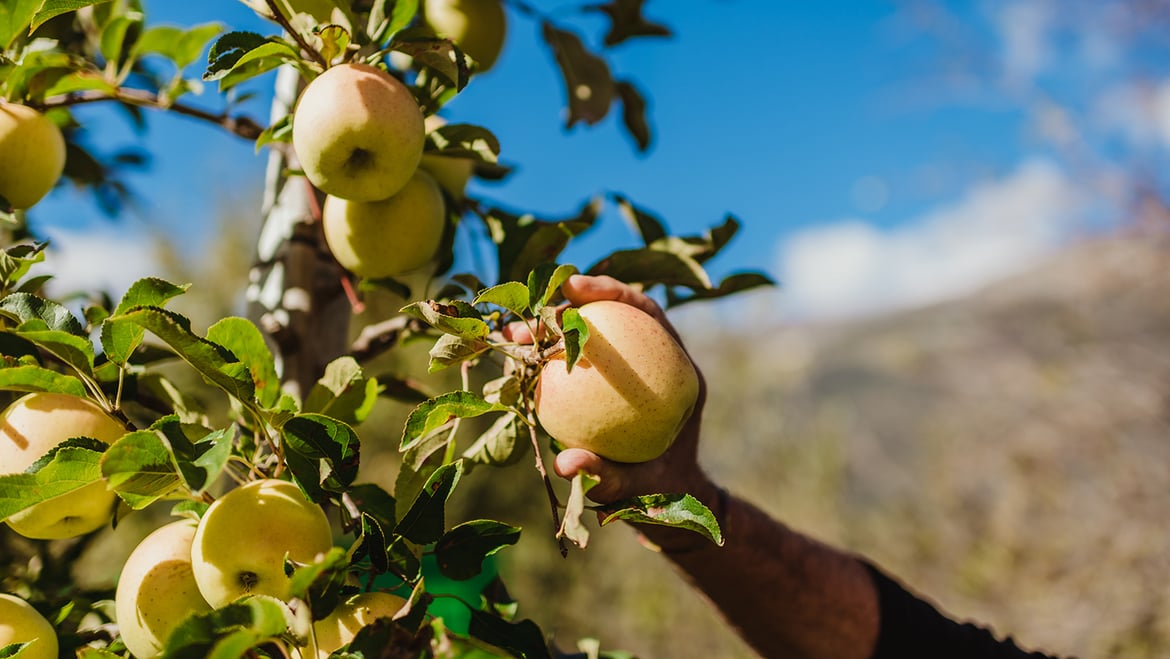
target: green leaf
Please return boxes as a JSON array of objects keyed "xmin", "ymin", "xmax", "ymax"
[
  {"xmin": 400, "ymin": 300, "xmax": 489, "ymax": 340},
  {"xmin": 666, "ymin": 272, "xmax": 776, "ymax": 308},
  {"xmin": 472, "ymin": 282, "xmax": 529, "ymax": 316},
  {"xmin": 253, "ymin": 113, "xmax": 291, "ymax": 151},
  {"xmin": 612, "ymin": 194, "xmax": 665, "ymax": 246},
  {"xmin": 203, "ymin": 31, "xmax": 275, "ymax": 80},
  {"xmin": 99, "ymin": 12, "xmax": 142, "ymax": 66},
  {"xmin": 368, "ymin": 0, "xmax": 417, "ymax": 42},
  {"xmin": 485, "ymin": 202, "xmax": 599, "ymax": 284},
  {"xmin": 0, "ymin": 292, "xmax": 84, "ymax": 335},
  {"xmin": 425, "ymin": 123, "xmax": 501, "ymax": 164},
  {"xmin": 0, "ymin": 364, "xmax": 86, "ymax": 397},
  {"xmin": 435, "ymin": 520, "xmax": 521, "ymax": 580},
  {"xmin": 11, "ymin": 324, "xmax": 96, "ymax": 379},
  {"xmin": 588, "ymin": 0, "xmax": 672, "ymax": 47},
  {"xmin": 162, "ymin": 596, "xmax": 290, "ymax": 658},
  {"xmin": 557, "ymin": 471, "xmax": 599, "ymax": 549},
  {"xmin": 527, "ymin": 263, "xmax": 577, "ymax": 313},
  {"xmin": 303, "ymin": 356, "xmax": 379, "ymax": 424},
  {"xmin": 395, "ymin": 460, "xmax": 463, "ymax": 545},
  {"xmin": 462, "ymin": 413, "xmax": 526, "ymax": 469},
  {"xmin": 281, "ymin": 414, "xmax": 361, "ymax": 501},
  {"xmin": 400, "ymin": 391, "xmax": 509, "ymax": 452},
  {"xmin": 390, "ymin": 27, "xmax": 470, "ymax": 90},
  {"xmin": 206, "ymin": 317, "xmax": 280, "ymax": 408},
  {"xmin": 0, "ymin": 242, "xmax": 46, "ymax": 290},
  {"xmin": 0, "ymin": 641, "xmax": 32, "ymax": 658},
  {"xmin": 427, "ymin": 334, "xmax": 489, "ymax": 374},
  {"xmin": 587, "ymin": 248, "xmax": 711, "ymax": 290},
  {"xmin": 615, "ymin": 80, "xmax": 651, "ymax": 151},
  {"xmin": 286, "ymin": 546, "xmax": 349, "ymax": 605},
  {"xmin": 30, "ymin": 0, "xmax": 112, "ymax": 33},
  {"xmin": 0, "ymin": 445, "xmax": 106, "ymax": 521},
  {"xmin": 466, "ymin": 611, "xmax": 553, "ymax": 659},
  {"xmin": 101, "ymin": 277, "xmax": 189, "ymax": 366},
  {"xmin": 110, "ymin": 306, "xmax": 255, "ymax": 404},
  {"xmin": 598, "ymin": 493, "xmax": 723, "ymax": 546},
  {"xmin": 100, "ymin": 430, "xmax": 182, "ymax": 510},
  {"xmin": 542, "ymin": 22, "xmax": 615, "ymax": 128},
  {"xmin": 0, "ymin": 0, "xmax": 40, "ymax": 50},
  {"xmin": 345, "ymin": 482, "xmax": 396, "ymax": 532},
  {"xmin": 558, "ymin": 306, "xmax": 589, "ymax": 373}
]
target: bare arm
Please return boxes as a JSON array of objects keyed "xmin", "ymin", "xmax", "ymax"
[{"xmin": 546, "ymin": 275, "xmax": 880, "ymax": 659}]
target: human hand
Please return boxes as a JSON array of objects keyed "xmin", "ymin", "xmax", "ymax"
[{"xmin": 509, "ymin": 275, "xmax": 720, "ymax": 526}]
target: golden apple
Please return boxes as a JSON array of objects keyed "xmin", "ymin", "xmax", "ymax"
[
  {"xmin": 0, "ymin": 392, "xmax": 126, "ymax": 540},
  {"xmin": 321, "ymin": 169, "xmax": 445, "ymax": 279},
  {"xmin": 535, "ymin": 300, "xmax": 700, "ymax": 463},
  {"xmin": 191, "ymin": 479, "xmax": 333, "ymax": 608},
  {"xmin": 0, "ymin": 104, "xmax": 66, "ymax": 210},
  {"xmin": 115, "ymin": 520, "xmax": 212, "ymax": 658},
  {"xmin": 292, "ymin": 63, "xmax": 425, "ymax": 202},
  {"xmin": 419, "ymin": 115, "xmax": 474, "ymax": 200},
  {"xmin": 0, "ymin": 594, "xmax": 57, "ymax": 659},
  {"xmin": 313, "ymin": 592, "xmax": 407, "ymax": 658},
  {"xmin": 424, "ymin": 0, "xmax": 507, "ymax": 72}
]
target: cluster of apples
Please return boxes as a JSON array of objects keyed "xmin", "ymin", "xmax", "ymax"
[
  {"xmin": 114, "ymin": 479, "xmax": 405, "ymax": 658},
  {"xmin": 289, "ymin": 0, "xmax": 506, "ymax": 281},
  {"xmin": 0, "ymin": 394, "xmax": 405, "ymax": 657},
  {"xmin": 0, "ymin": 104, "xmax": 66, "ymax": 211}
]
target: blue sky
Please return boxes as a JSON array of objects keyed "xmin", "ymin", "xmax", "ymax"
[{"xmin": 32, "ymin": 1, "xmax": 1154, "ymax": 322}]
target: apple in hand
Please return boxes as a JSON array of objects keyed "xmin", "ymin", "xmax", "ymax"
[
  {"xmin": 535, "ymin": 300, "xmax": 700, "ymax": 463},
  {"xmin": 313, "ymin": 592, "xmax": 407, "ymax": 658},
  {"xmin": 292, "ymin": 63, "xmax": 425, "ymax": 202},
  {"xmin": 0, "ymin": 103, "xmax": 66, "ymax": 210},
  {"xmin": 425, "ymin": 0, "xmax": 507, "ymax": 72},
  {"xmin": 321, "ymin": 169, "xmax": 446, "ymax": 279},
  {"xmin": 116, "ymin": 520, "xmax": 212, "ymax": 658},
  {"xmin": 0, "ymin": 593, "xmax": 57, "ymax": 659},
  {"xmin": 419, "ymin": 115, "xmax": 475, "ymax": 200},
  {"xmin": 0, "ymin": 392, "xmax": 127, "ymax": 540},
  {"xmin": 191, "ymin": 479, "xmax": 333, "ymax": 608}
]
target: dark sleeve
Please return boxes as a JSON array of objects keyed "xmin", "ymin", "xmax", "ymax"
[{"xmin": 863, "ymin": 562, "xmax": 1069, "ymax": 659}]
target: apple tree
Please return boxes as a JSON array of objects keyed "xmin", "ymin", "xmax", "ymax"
[{"xmin": 0, "ymin": 1, "xmax": 772, "ymax": 657}]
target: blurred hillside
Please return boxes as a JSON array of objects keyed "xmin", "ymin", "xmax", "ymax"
[{"xmin": 491, "ymin": 232, "xmax": 1170, "ymax": 658}]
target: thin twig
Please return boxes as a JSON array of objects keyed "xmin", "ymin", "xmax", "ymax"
[
  {"xmin": 525, "ymin": 402, "xmax": 567, "ymax": 557},
  {"xmin": 265, "ymin": 0, "xmax": 330, "ymax": 69},
  {"xmin": 41, "ymin": 88, "xmax": 265, "ymax": 140}
]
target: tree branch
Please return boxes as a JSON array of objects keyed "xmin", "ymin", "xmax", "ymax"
[{"xmin": 41, "ymin": 88, "xmax": 265, "ymax": 140}]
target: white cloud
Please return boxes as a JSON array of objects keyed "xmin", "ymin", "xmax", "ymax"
[
  {"xmin": 35, "ymin": 225, "xmax": 162, "ymax": 299},
  {"xmin": 775, "ymin": 159, "xmax": 1084, "ymax": 322},
  {"xmin": 994, "ymin": 1, "xmax": 1054, "ymax": 87}
]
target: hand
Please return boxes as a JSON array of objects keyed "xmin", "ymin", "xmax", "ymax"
[{"xmin": 509, "ymin": 275, "xmax": 721, "ymax": 547}]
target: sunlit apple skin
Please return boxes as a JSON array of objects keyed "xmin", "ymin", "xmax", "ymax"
[
  {"xmin": 535, "ymin": 300, "xmax": 700, "ymax": 463},
  {"xmin": 0, "ymin": 594, "xmax": 57, "ymax": 659},
  {"xmin": 292, "ymin": 63, "xmax": 425, "ymax": 202},
  {"xmin": 0, "ymin": 104, "xmax": 66, "ymax": 209},
  {"xmin": 420, "ymin": 115, "xmax": 474, "ymax": 200},
  {"xmin": 313, "ymin": 592, "xmax": 407, "ymax": 658},
  {"xmin": 115, "ymin": 520, "xmax": 212, "ymax": 658},
  {"xmin": 321, "ymin": 170, "xmax": 445, "ymax": 279},
  {"xmin": 0, "ymin": 392, "xmax": 126, "ymax": 540},
  {"xmin": 191, "ymin": 479, "xmax": 333, "ymax": 608},
  {"xmin": 425, "ymin": 0, "xmax": 507, "ymax": 72}
]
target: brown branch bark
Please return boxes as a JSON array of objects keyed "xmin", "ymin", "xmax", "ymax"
[{"xmin": 41, "ymin": 88, "xmax": 265, "ymax": 140}]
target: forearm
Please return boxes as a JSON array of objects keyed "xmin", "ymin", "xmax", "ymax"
[{"xmin": 637, "ymin": 486, "xmax": 880, "ymax": 659}]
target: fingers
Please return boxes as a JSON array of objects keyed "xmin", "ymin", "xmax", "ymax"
[
  {"xmin": 562, "ymin": 275, "xmax": 664, "ymax": 323},
  {"xmin": 553, "ymin": 448, "xmax": 628, "ymax": 504}
]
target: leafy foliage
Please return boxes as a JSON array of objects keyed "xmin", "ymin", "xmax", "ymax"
[{"xmin": 0, "ymin": 1, "xmax": 774, "ymax": 657}]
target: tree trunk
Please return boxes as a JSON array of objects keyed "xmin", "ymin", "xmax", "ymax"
[{"xmin": 247, "ymin": 65, "xmax": 350, "ymax": 397}]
